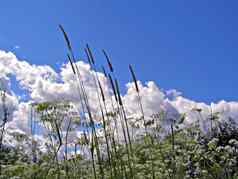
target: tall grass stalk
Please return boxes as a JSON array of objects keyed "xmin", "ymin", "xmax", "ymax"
[
  {"xmin": 103, "ymin": 49, "xmax": 134, "ymax": 178},
  {"xmin": 101, "ymin": 65, "xmax": 120, "ymax": 145},
  {"xmin": 107, "ymin": 74, "xmax": 127, "ymax": 178},
  {"xmin": 85, "ymin": 45, "xmax": 114, "ymax": 178},
  {"xmin": 102, "ymin": 50, "xmax": 120, "ymax": 142},
  {"xmin": 59, "ymin": 25, "xmax": 104, "ymax": 179},
  {"xmin": 68, "ymin": 54, "xmax": 100, "ymax": 178},
  {"xmin": 73, "ymin": 51, "xmax": 105, "ymax": 179},
  {"xmin": 129, "ymin": 64, "xmax": 155, "ymax": 179},
  {"xmin": 114, "ymin": 79, "xmax": 134, "ymax": 178}
]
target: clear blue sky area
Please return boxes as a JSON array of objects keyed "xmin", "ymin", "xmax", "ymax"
[{"xmin": 0, "ymin": 0, "xmax": 237, "ymax": 103}]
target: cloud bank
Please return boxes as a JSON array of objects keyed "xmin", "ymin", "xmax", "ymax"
[{"xmin": 1, "ymin": 49, "xmax": 238, "ymax": 148}]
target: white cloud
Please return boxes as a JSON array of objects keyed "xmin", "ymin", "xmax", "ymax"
[
  {"xmin": 0, "ymin": 50, "xmax": 58, "ymax": 92},
  {"xmin": 123, "ymin": 81, "xmax": 165, "ymax": 117},
  {"xmin": 14, "ymin": 45, "xmax": 20, "ymax": 49},
  {"xmin": 1, "ymin": 49, "xmax": 238, "ymax": 149}
]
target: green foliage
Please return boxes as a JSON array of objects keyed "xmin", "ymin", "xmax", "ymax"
[
  {"xmin": 1, "ymin": 121, "xmax": 238, "ymax": 179},
  {"xmin": 2, "ymin": 101, "xmax": 238, "ymax": 179}
]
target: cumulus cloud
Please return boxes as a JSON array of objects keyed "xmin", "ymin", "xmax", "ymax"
[
  {"xmin": 6, "ymin": 102, "xmax": 31, "ymax": 133},
  {"xmin": 0, "ymin": 50, "xmax": 58, "ymax": 91},
  {"xmin": 1, "ymin": 49, "xmax": 238, "ymax": 148},
  {"xmin": 124, "ymin": 81, "xmax": 165, "ymax": 117}
]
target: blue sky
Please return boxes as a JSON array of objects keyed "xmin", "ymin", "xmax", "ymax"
[{"xmin": 0, "ymin": 0, "xmax": 238, "ymax": 103}]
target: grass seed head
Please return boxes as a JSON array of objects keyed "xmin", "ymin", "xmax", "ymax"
[
  {"xmin": 115, "ymin": 79, "xmax": 122, "ymax": 106},
  {"xmin": 98, "ymin": 81, "xmax": 105, "ymax": 102},
  {"xmin": 129, "ymin": 64, "xmax": 139, "ymax": 92},
  {"xmin": 108, "ymin": 74, "xmax": 118, "ymax": 102},
  {"xmin": 67, "ymin": 54, "xmax": 76, "ymax": 75},
  {"xmin": 59, "ymin": 24, "xmax": 72, "ymax": 51},
  {"xmin": 102, "ymin": 49, "xmax": 114, "ymax": 73},
  {"xmin": 86, "ymin": 44, "xmax": 95, "ymax": 65},
  {"xmin": 84, "ymin": 48, "xmax": 92, "ymax": 66}
]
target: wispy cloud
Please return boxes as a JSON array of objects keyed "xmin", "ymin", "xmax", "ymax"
[{"xmin": 14, "ymin": 45, "xmax": 20, "ymax": 49}]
